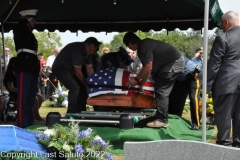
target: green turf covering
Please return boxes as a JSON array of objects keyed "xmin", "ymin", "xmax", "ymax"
[{"xmin": 27, "ymin": 114, "xmax": 215, "ymax": 155}]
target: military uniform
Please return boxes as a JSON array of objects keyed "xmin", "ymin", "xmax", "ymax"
[
  {"xmin": 13, "ymin": 17, "xmax": 40, "ymax": 128},
  {"xmin": 168, "ymin": 56, "xmax": 201, "ymax": 129}
]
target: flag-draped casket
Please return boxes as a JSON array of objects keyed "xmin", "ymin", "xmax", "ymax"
[{"xmin": 86, "ymin": 68, "xmax": 156, "ymax": 108}]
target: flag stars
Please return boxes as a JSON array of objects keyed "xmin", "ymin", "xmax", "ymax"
[
  {"xmin": 94, "ymin": 74, "xmax": 98, "ymax": 76},
  {"xmin": 99, "ymin": 77, "xmax": 102, "ymax": 80},
  {"xmin": 108, "ymin": 76, "xmax": 112, "ymax": 79},
  {"xmin": 104, "ymin": 81, "xmax": 107, "ymax": 84},
  {"xmin": 89, "ymin": 79, "xmax": 93, "ymax": 82},
  {"xmin": 95, "ymin": 82, "xmax": 98, "ymax": 85},
  {"xmin": 104, "ymin": 73, "xmax": 108, "ymax": 76}
]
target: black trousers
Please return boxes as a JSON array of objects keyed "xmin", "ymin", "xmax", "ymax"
[
  {"xmin": 168, "ymin": 76, "xmax": 201, "ymax": 127},
  {"xmin": 154, "ymin": 72, "xmax": 180, "ymax": 123},
  {"xmin": 48, "ymin": 73, "xmax": 58, "ymax": 96},
  {"xmin": 54, "ymin": 69, "xmax": 88, "ymax": 113},
  {"xmin": 39, "ymin": 84, "xmax": 49, "ymax": 101},
  {"xmin": 214, "ymin": 93, "xmax": 240, "ymax": 147}
]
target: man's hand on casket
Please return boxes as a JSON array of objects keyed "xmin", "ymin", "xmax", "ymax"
[
  {"xmin": 126, "ymin": 77, "xmax": 138, "ymax": 88},
  {"xmin": 139, "ymin": 86, "xmax": 145, "ymax": 95}
]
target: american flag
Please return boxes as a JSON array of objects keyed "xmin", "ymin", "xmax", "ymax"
[{"xmin": 87, "ymin": 68, "xmax": 154, "ymax": 97}]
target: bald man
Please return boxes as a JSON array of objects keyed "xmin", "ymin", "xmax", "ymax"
[
  {"xmin": 46, "ymin": 47, "xmax": 60, "ymax": 96},
  {"xmin": 207, "ymin": 11, "xmax": 240, "ymax": 147}
]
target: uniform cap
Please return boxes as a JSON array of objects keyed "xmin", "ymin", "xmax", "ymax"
[
  {"xmin": 195, "ymin": 47, "xmax": 203, "ymax": 52},
  {"xmin": 19, "ymin": 9, "xmax": 38, "ymax": 17}
]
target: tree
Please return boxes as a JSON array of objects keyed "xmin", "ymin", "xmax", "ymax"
[
  {"xmin": 0, "ymin": 31, "xmax": 62, "ymax": 58},
  {"xmin": 0, "ymin": 35, "xmax": 16, "ymax": 56},
  {"xmin": 110, "ymin": 33, "xmax": 126, "ymax": 52},
  {"xmin": 34, "ymin": 32, "xmax": 62, "ymax": 58}
]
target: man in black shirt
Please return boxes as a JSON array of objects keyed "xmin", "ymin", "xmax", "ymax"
[
  {"xmin": 52, "ymin": 37, "xmax": 101, "ymax": 113},
  {"xmin": 123, "ymin": 31, "xmax": 184, "ymax": 128},
  {"xmin": 13, "ymin": 9, "xmax": 39, "ymax": 128}
]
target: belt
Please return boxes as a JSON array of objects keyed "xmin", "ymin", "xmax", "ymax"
[{"xmin": 17, "ymin": 49, "xmax": 36, "ymax": 54}]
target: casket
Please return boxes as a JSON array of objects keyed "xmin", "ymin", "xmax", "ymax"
[{"xmin": 87, "ymin": 93, "xmax": 156, "ymax": 109}]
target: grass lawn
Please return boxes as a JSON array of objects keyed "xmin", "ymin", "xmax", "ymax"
[{"xmin": 38, "ymin": 101, "xmax": 217, "ymax": 160}]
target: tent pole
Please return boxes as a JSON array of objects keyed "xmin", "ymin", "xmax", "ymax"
[
  {"xmin": 202, "ymin": 0, "xmax": 210, "ymax": 142},
  {"xmin": 0, "ymin": 22, "xmax": 5, "ymax": 94}
]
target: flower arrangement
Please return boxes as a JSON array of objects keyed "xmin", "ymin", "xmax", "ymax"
[
  {"xmin": 199, "ymin": 93, "xmax": 214, "ymax": 115},
  {"xmin": 35, "ymin": 121, "xmax": 114, "ymax": 160},
  {"xmin": 50, "ymin": 81, "xmax": 68, "ymax": 107},
  {"xmin": 199, "ymin": 93, "xmax": 214, "ymax": 124},
  {"xmin": 51, "ymin": 90, "xmax": 68, "ymax": 107}
]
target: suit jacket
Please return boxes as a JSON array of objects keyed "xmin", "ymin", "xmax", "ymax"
[
  {"xmin": 207, "ymin": 26, "xmax": 240, "ymax": 97},
  {"xmin": 1, "ymin": 54, "xmax": 13, "ymax": 69}
]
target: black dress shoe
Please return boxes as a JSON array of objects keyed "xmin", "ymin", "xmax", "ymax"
[
  {"xmin": 36, "ymin": 117, "xmax": 45, "ymax": 121},
  {"xmin": 191, "ymin": 124, "xmax": 199, "ymax": 130}
]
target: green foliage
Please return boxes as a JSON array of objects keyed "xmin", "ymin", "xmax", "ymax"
[
  {"xmin": 0, "ymin": 31, "xmax": 62, "ymax": 59},
  {"xmin": 0, "ymin": 35, "xmax": 16, "ymax": 56},
  {"xmin": 34, "ymin": 121, "xmax": 113, "ymax": 160},
  {"xmin": 110, "ymin": 32, "xmax": 126, "ymax": 51},
  {"xmin": 34, "ymin": 32, "xmax": 62, "ymax": 58}
]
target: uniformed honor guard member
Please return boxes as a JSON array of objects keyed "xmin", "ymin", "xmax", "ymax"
[{"xmin": 13, "ymin": 9, "xmax": 40, "ymax": 128}]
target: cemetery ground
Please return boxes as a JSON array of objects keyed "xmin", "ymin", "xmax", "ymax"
[{"xmin": 35, "ymin": 100, "xmax": 217, "ymax": 160}]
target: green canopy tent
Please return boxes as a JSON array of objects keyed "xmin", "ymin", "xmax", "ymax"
[
  {"xmin": 0, "ymin": 0, "xmax": 223, "ymax": 142},
  {"xmin": 0, "ymin": 0, "xmax": 222, "ymax": 32}
]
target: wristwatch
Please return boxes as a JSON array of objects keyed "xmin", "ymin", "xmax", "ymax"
[{"xmin": 134, "ymin": 77, "xmax": 140, "ymax": 82}]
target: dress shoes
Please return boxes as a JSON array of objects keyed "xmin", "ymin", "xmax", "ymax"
[{"xmin": 146, "ymin": 120, "xmax": 169, "ymax": 128}]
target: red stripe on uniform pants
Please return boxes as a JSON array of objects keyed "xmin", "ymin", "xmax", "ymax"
[{"xmin": 18, "ymin": 72, "xmax": 24, "ymax": 127}]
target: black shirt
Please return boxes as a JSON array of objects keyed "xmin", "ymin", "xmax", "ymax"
[
  {"xmin": 52, "ymin": 42, "xmax": 92, "ymax": 74},
  {"xmin": 138, "ymin": 38, "xmax": 182, "ymax": 73}
]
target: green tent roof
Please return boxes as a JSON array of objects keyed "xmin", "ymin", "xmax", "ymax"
[{"xmin": 0, "ymin": 0, "xmax": 223, "ymax": 32}]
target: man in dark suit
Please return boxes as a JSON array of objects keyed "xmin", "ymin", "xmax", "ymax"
[
  {"xmin": 1, "ymin": 45, "xmax": 13, "ymax": 73},
  {"xmin": 207, "ymin": 10, "xmax": 240, "ymax": 147}
]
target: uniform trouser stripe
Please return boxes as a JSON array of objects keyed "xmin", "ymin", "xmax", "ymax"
[
  {"xmin": 18, "ymin": 72, "xmax": 24, "ymax": 127},
  {"xmin": 194, "ymin": 76, "xmax": 200, "ymax": 126}
]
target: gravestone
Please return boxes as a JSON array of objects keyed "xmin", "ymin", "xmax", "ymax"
[{"xmin": 124, "ymin": 140, "xmax": 240, "ymax": 160}]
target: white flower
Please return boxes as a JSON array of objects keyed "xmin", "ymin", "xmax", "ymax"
[
  {"xmin": 62, "ymin": 100, "xmax": 68, "ymax": 108},
  {"xmin": 43, "ymin": 129, "xmax": 56, "ymax": 137},
  {"xmin": 52, "ymin": 94, "xmax": 59, "ymax": 98},
  {"xmin": 63, "ymin": 143, "xmax": 71, "ymax": 152},
  {"xmin": 62, "ymin": 91, "xmax": 68, "ymax": 95},
  {"xmin": 94, "ymin": 135, "xmax": 102, "ymax": 141}
]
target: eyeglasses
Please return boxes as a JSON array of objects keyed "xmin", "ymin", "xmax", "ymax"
[{"xmin": 5, "ymin": 50, "xmax": 10, "ymax": 52}]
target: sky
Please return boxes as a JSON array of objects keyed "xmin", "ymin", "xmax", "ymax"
[{"xmin": 3, "ymin": 0, "xmax": 240, "ymax": 48}]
